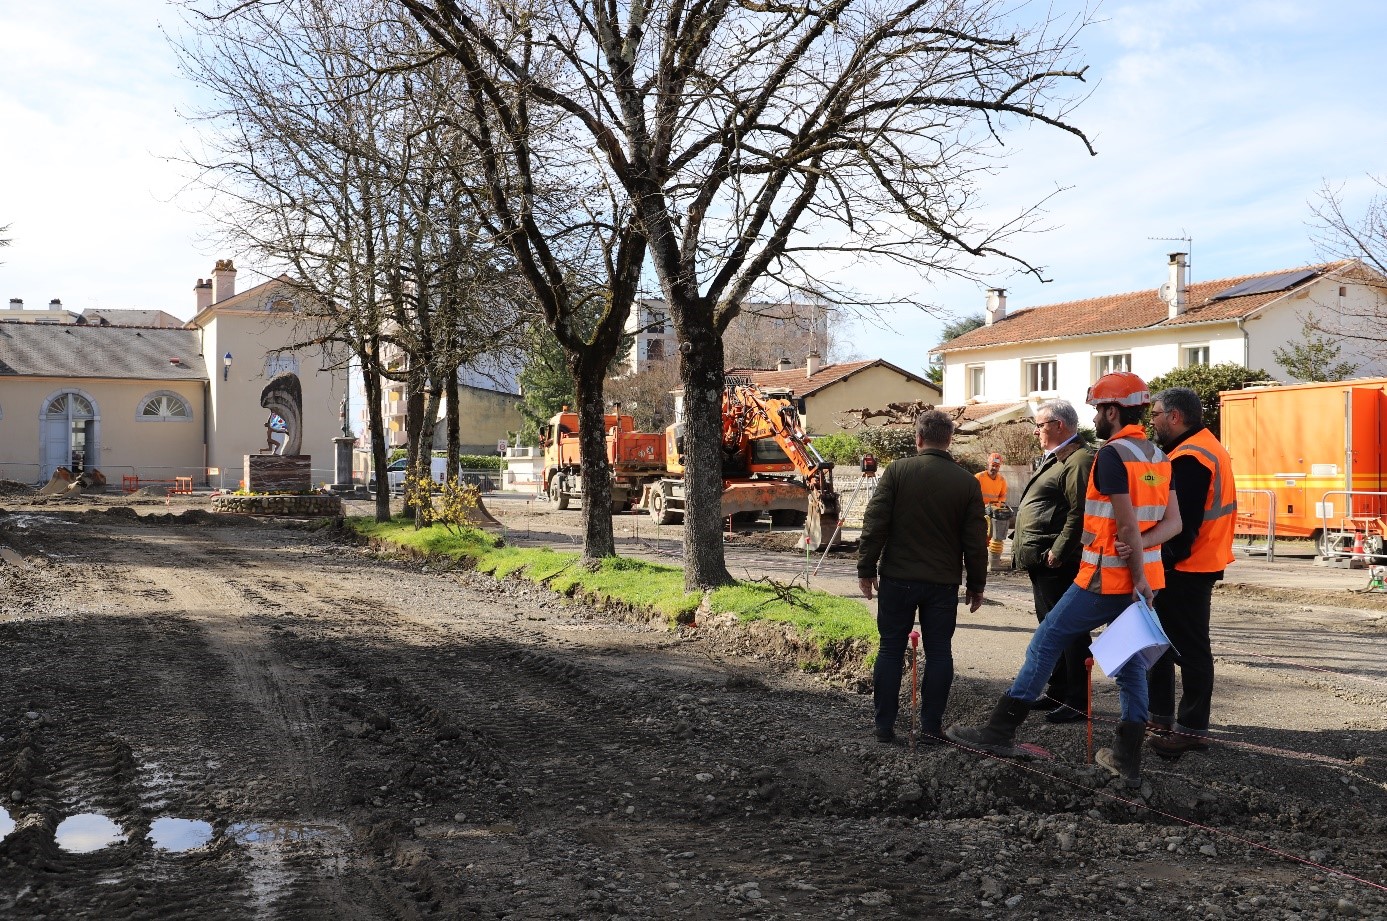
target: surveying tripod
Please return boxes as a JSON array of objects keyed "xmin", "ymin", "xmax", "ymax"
[{"xmin": 812, "ymin": 455, "xmax": 878, "ymax": 575}]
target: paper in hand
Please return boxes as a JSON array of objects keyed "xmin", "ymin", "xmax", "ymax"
[{"xmin": 1090, "ymin": 598, "xmax": 1176, "ymax": 677}]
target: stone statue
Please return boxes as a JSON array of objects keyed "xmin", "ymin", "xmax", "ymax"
[
  {"xmin": 339, "ymin": 390, "xmax": 352, "ymax": 437},
  {"xmin": 260, "ymin": 372, "xmax": 304, "ymax": 457}
]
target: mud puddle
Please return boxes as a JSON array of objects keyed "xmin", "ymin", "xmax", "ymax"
[
  {"xmin": 55, "ymin": 813, "xmax": 125, "ymax": 853},
  {"xmin": 149, "ymin": 817, "xmax": 213, "ymax": 852}
]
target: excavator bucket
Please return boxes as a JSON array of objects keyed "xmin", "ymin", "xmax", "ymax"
[
  {"xmin": 465, "ymin": 494, "xmax": 504, "ymax": 530},
  {"xmin": 37, "ymin": 467, "xmax": 76, "ymax": 496}
]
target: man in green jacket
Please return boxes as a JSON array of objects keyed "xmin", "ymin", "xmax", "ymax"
[
  {"xmin": 858, "ymin": 409, "xmax": 987, "ymax": 744},
  {"xmin": 1012, "ymin": 399, "xmax": 1095, "ymax": 723}
]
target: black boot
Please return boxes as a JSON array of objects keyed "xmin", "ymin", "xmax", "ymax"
[
  {"xmin": 1096, "ymin": 720, "xmax": 1145, "ymax": 789},
  {"xmin": 945, "ymin": 694, "xmax": 1031, "ymax": 755}
]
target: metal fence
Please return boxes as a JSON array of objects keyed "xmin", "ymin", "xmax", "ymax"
[
  {"xmin": 1316, "ymin": 490, "xmax": 1387, "ymax": 561},
  {"xmin": 1234, "ymin": 488, "xmax": 1277, "ymax": 561}
]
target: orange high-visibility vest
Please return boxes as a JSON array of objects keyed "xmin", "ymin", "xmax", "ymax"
[
  {"xmin": 1076, "ymin": 424, "xmax": 1170, "ymax": 594},
  {"xmin": 1169, "ymin": 427, "xmax": 1237, "ymax": 573},
  {"xmin": 976, "ymin": 471, "xmax": 1007, "ymax": 507}
]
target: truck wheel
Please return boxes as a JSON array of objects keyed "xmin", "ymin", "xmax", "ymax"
[
  {"xmin": 1315, "ymin": 529, "xmax": 1338, "ymax": 559},
  {"xmin": 550, "ymin": 480, "xmax": 570, "ymax": 510},
  {"xmin": 650, "ymin": 491, "xmax": 679, "ymax": 525}
]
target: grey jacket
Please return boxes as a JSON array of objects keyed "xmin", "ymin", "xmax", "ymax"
[
  {"xmin": 1012, "ymin": 440, "xmax": 1095, "ymax": 571},
  {"xmin": 857, "ymin": 448, "xmax": 988, "ymax": 593}
]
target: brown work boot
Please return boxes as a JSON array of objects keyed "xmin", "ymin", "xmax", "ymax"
[
  {"xmin": 945, "ymin": 694, "xmax": 1031, "ymax": 756},
  {"xmin": 1096, "ymin": 720, "xmax": 1145, "ymax": 789},
  {"xmin": 1149, "ymin": 727, "xmax": 1210, "ymax": 759}
]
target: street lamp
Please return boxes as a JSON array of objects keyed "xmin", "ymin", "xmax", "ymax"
[{"xmin": 223, "ymin": 351, "xmax": 233, "ymax": 381}]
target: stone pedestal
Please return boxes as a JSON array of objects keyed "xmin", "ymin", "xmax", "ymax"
[
  {"xmin": 244, "ymin": 454, "xmax": 312, "ymax": 493},
  {"xmin": 332, "ymin": 436, "xmax": 355, "ymax": 491}
]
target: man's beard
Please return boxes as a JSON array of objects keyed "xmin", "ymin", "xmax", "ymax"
[{"xmin": 1095, "ymin": 414, "xmax": 1114, "ymax": 440}]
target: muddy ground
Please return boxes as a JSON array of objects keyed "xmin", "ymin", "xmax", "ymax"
[{"xmin": 0, "ymin": 496, "xmax": 1385, "ymax": 920}]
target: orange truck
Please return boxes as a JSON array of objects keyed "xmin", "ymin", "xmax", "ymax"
[
  {"xmin": 1220, "ymin": 378, "xmax": 1387, "ymax": 559},
  {"xmin": 542, "ymin": 408, "xmax": 666, "ymax": 513}
]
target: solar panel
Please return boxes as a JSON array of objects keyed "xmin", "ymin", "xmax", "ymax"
[{"xmin": 1211, "ymin": 269, "xmax": 1319, "ymax": 300}]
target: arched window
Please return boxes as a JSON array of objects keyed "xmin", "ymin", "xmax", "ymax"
[
  {"xmin": 47, "ymin": 392, "xmax": 95, "ymax": 418},
  {"xmin": 137, "ymin": 391, "xmax": 193, "ymax": 422}
]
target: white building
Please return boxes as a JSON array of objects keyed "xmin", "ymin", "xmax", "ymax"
[{"xmin": 931, "ymin": 254, "xmax": 1387, "ymax": 413}]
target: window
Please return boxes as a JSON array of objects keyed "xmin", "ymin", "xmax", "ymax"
[
  {"xmin": 966, "ymin": 365, "xmax": 985, "ymax": 399},
  {"xmin": 138, "ymin": 391, "xmax": 193, "ymax": 422},
  {"xmin": 645, "ymin": 339, "xmax": 666, "ymax": 361},
  {"xmin": 264, "ymin": 353, "xmax": 299, "ymax": 378},
  {"xmin": 1183, "ymin": 345, "xmax": 1210, "ymax": 367},
  {"xmin": 1025, "ymin": 359, "xmax": 1057, "ymax": 393},
  {"xmin": 47, "ymin": 393, "xmax": 94, "ymax": 418},
  {"xmin": 647, "ymin": 309, "xmax": 668, "ymax": 333},
  {"xmin": 1095, "ymin": 353, "xmax": 1130, "ymax": 375}
]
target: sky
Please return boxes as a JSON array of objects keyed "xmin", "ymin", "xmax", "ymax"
[{"xmin": 2, "ymin": 0, "xmax": 1385, "ymax": 378}]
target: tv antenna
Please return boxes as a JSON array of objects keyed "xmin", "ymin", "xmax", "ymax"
[{"xmin": 1149, "ymin": 232, "xmax": 1194, "ymax": 287}]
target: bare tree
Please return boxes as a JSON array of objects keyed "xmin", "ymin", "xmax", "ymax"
[
  {"xmin": 406, "ymin": 0, "xmax": 1094, "ymax": 589},
  {"xmin": 1309, "ymin": 177, "xmax": 1387, "ymax": 364},
  {"xmin": 175, "ymin": 0, "xmax": 526, "ymax": 522}
]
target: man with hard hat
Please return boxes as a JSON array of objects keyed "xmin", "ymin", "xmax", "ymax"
[
  {"xmin": 976, "ymin": 453, "xmax": 1011, "ymax": 572},
  {"xmin": 1144, "ymin": 386, "xmax": 1236, "ymax": 758},
  {"xmin": 947, "ymin": 371, "xmax": 1183, "ymax": 789}
]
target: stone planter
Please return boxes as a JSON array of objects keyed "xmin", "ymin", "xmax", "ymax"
[{"xmin": 211, "ymin": 494, "xmax": 343, "ymax": 517}]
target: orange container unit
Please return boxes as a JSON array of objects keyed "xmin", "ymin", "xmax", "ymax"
[{"xmin": 1221, "ymin": 378, "xmax": 1387, "ymax": 556}]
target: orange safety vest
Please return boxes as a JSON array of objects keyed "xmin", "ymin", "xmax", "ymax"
[
  {"xmin": 1076, "ymin": 424, "xmax": 1170, "ymax": 594},
  {"xmin": 1169, "ymin": 427, "xmax": 1237, "ymax": 573},
  {"xmin": 976, "ymin": 470, "xmax": 1007, "ymax": 507}
]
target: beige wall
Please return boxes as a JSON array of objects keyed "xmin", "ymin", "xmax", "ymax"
[
  {"xmin": 433, "ymin": 386, "xmax": 523, "ymax": 454},
  {"xmin": 200, "ymin": 305, "xmax": 348, "ymax": 487},
  {"xmin": 0, "ymin": 377, "xmax": 206, "ymax": 484},
  {"xmin": 804, "ymin": 365, "xmax": 941, "ymax": 434}
]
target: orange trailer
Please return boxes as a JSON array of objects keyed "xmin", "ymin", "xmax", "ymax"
[{"xmin": 1220, "ymin": 378, "xmax": 1387, "ymax": 558}]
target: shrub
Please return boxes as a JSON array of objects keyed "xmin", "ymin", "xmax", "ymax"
[
  {"xmin": 1146, "ymin": 362, "xmax": 1275, "ymax": 438},
  {"xmin": 857, "ymin": 426, "xmax": 917, "ymax": 462},
  {"xmin": 808, "ymin": 432, "xmax": 867, "ymax": 465}
]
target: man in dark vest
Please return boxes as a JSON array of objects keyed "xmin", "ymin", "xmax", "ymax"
[{"xmin": 1144, "ymin": 386, "xmax": 1236, "ymax": 758}]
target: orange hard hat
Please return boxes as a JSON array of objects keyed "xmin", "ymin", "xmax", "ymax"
[
  {"xmin": 1085, "ymin": 371, "xmax": 1151, "ymax": 408},
  {"xmin": 987, "ymin": 453, "xmax": 1003, "ymax": 465}
]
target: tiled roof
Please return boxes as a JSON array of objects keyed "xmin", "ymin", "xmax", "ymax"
[
  {"xmin": 0, "ymin": 322, "xmax": 208, "ymax": 380},
  {"xmin": 934, "ymin": 262, "xmax": 1347, "ymax": 353},
  {"xmin": 81, "ymin": 308, "xmax": 185, "ymax": 328},
  {"xmin": 729, "ymin": 358, "xmax": 937, "ymax": 397},
  {"xmin": 940, "ymin": 401, "xmax": 1030, "ymax": 424}
]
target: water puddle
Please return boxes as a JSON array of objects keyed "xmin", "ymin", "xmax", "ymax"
[
  {"xmin": 56, "ymin": 813, "xmax": 125, "ymax": 853},
  {"xmin": 226, "ymin": 821, "xmax": 340, "ymax": 845},
  {"xmin": 149, "ymin": 817, "xmax": 213, "ymax": 852},
  {"xmin": 0, "ymin": 807, "xmax": 13, "ymax": 843}
]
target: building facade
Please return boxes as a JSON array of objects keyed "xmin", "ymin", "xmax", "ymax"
[{"xmin": 932, "ymin": 255, "xmax": 1387, "ymax": 413}]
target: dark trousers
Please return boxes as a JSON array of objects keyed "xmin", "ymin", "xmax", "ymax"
[
  {"xmin": 873, "ymin": 577, "xmax": 959, "ymax": 734},
  {"xmin": 1028, "ymin": 565, "xmax": 1092, "ymax": 710},
  {"xmin": 1149, "ymin": 568, "xmax": 1217, "ymax": 732}
]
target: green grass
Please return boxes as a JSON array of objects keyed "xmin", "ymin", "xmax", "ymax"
[{"xmin": 346, "ymin": 516, "xmax": 877, "ymax": 667}]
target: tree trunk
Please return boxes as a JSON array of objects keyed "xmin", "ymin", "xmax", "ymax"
[
  {"xmin": 574, "ymin": 360, "xmax": 615, "ymax": 561},
  {"xmin": 402, "ymin": 376, "xmax": 426, "ymax": 519},
  {"xmin": 444, "ymin": 367, "xmax": 460, "ymax": 483},
  {"xmin": 362, "ymin": 343, "xmax": 392, "ymax": 523},
  {"xmin": 414, "ymin": 382, "xmax": 442, "ymax": 530},
  {"xmin": 678, "ymin": 330, "xmax": 733, "ymax": 590}
]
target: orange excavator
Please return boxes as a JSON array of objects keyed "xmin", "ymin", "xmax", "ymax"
[{"xmin": 641, "ymin": 380, "xmax": 841, "ymax": 548}]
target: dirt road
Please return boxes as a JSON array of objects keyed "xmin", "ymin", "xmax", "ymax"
[{"xmin": 1, "ymin": 501, "xmax": 1386, "ymax": 920}]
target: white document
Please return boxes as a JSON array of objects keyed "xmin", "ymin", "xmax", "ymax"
[{"xmin": 1090, "ymin": 598, "xmax": 1175, "ymax": 677}]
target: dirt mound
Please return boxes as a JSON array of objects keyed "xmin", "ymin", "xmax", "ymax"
[{"xmin": 0, "ymin": 480, "xmax": 36, "ymax": 497}]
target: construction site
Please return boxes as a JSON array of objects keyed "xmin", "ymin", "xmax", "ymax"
[{"xmin": 0, "ymin": 473, "xmax": 1384, "ymax": 921}]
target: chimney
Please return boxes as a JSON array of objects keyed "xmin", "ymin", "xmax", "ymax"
[
  {"xmin": 195, "ymin": 278, "xmax": 214, "ymax": 312},
  {"xmin": 7, "ymin": 298, "xmax": 22, "ymax": 311},
  {"xmin": 777, "ymin": 356, "xmax": 794, "ymax": 371},
  {"xmin": 48, "ymin": 298, "xmax": 64, "ymax": 313},
  {"xmin": 806, "ymin": 350, "xmax": 822, "ymax": 378},
  {"xmin": 1165, "ymin": 252, "xmax": 1188, "ymax": 318},
  {"xmin": 984, "ymin": 288, "xmax": 1007, "ymax": 326},
  {"xmin": 212, "ymin": 259, "xmax": 237, "ymax": 303}
]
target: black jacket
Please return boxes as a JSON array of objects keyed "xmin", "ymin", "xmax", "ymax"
[
  {"xmin": 857, "ymin": 448, "xmax": 987, "ymax": 593},
  {"xmin": 1012, "ymin": 440, "xmax": 1095, "ymax": 571}
]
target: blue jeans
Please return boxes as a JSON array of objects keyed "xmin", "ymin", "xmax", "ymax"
[
  {"xmin": 874, "ymin": 577, "xmax": 959, "ymax": 734},
  {"xmin": 1007, "ymin": 583, "xmax": 1150, "ymax": 722}
]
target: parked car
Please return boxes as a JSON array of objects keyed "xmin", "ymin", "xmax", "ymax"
[{"xmin": 368, "ymin": 456, "xmax": 462, "ymax": 494}]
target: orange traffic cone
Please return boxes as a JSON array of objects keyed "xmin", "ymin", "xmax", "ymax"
[{"xmin": 1352, "ymin": 531, "xmax": 1366, "ymax": 557}]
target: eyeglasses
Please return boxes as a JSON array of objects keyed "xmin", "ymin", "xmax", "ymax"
[
  {"xmin": 1150, "ymin": 410, "xmax": 1167, "ymax": 419},
  {"xmin": 1033, "ymin": 420, "xmax": 1060, "ymax": 431}
]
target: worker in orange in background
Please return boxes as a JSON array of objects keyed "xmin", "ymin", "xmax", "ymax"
[{"xmin": 976, "ymin": 452, "xmax": 1010, "ymax": 572}]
